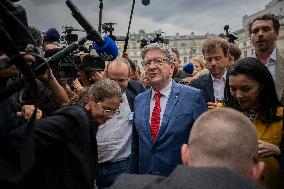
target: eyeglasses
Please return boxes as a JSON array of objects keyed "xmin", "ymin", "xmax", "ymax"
[
  {"xmin": 97, "ymin": 102, "xmax": 120, "ymax": 116},
  {"xmin": 142, "ymin": 57, "xmax": 169, "ymax": 68},
  {"xmin": 103, "ymin": 109, "xmax": 120, "ymax": 116}
]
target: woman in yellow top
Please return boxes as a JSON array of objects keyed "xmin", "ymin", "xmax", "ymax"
[{"xmin": 224, "ymin": 57, "xmax": 283, "ymax": 189}]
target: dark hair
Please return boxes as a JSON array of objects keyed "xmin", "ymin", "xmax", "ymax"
[
  {"xmin": 248, "ymin": 14, "xmax": 280, "ymax": 35},
  {"xmin": 228, "ymin": 43, "xmax": 242, "ymax": 61},
  {"xmin": 224, "ymin": 57, "xmax": 281, "ymax": 123}
]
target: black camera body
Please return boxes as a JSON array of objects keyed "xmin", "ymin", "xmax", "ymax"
[
  {"xmin": 224, "ymin": 25, "xmax": 238, "ymax": 44},
  {"xmin": 61, "ymin": 26, "xmax": 84, "ymax": 45},
  {"xmin": 43, "ymin": 47, "xmax": 81, "ymax": 84},
  {"xmin": 139, "ymin": 33, "xmax": 169, "ymax": 49},
  {"xmin": 0, "ymin": 1, "xmax": 32, "ymax": 53}
]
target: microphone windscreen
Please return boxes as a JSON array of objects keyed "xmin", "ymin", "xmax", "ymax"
[
  {"xmin": 93, "ymin": 36, "xmax": 118, "ymax": 61},
  {"xmin": 183, "ymin": 63, "xmax": 194, "ymax": 74},
  {"xmin": 142, "ymin": 0, "xmax": 150, "ymax": 6}
]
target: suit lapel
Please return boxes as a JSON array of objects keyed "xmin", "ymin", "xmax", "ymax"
[
  {"xmin": 275, "ymin": 48, "xmax": 284, "ymax": 101},
  {"xmin": 155, "ymin": 82, "xmax": 180, "ymax": 141},
  {"xmin": 141, "ymin": 89, "xmax": 152, "ymax": 142},
  {"xmin": 126, "ymin": 87, "xmax": 135, "ymax": 112},
  {"xmin": 204, "ymin": 74, "xmax": 215, "ymax": 102}
]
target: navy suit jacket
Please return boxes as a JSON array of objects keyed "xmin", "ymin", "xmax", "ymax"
[
  {"xmin": 190, "ymin": 73, "xmax": 215, "ymax": 103},
  {"xmin": 126, "ymin": 80, "xmax": 145, "ymax": 111},
  {"xmin": 133, "ymin": 81, "xmax": 207, "ymax": 176}
]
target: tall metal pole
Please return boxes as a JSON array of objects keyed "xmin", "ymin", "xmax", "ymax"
[
  {"xmin": 123, "ymin": 0, "xmax": 135, "ymax": 55},
  {"xmin": 98, "ymin": 0, "xmax": 103, "ymax": 34}
]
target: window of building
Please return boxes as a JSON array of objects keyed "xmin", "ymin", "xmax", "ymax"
[
  {"xmin": 136, "ymin": 43, "xmax": 140, "ymax": 48},
  {"xmin": 244, "ymin": 51, "xmax": 247, "ymax": 57}
]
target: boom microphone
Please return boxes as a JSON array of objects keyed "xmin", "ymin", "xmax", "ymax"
[
  {"xmin": 66, "ymin": 0, "xmax": 118, "ymax": 61},
  {"xmin": 183, "ymin": 63, "xmax": 194, "ymax": 74}
]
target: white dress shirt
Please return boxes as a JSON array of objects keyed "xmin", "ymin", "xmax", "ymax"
[
  {"xmin": 149, "ymin": 80, "xmax": 173, "ymax": 126},
  {"xmin": 97, "ymin": 92, "xmax": 132, "ymax": 163},
  {"xmin": 211, "ymin": 71, "xmax": 226, "ymax": 101},
  {"xmin": 252, "ymin": 47, "xmax": 276, "ymax": 81}
]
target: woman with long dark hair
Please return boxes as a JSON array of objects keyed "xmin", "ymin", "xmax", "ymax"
[{"xmin": 224, "ymin": 57, "xmax": 283, "ymax": 189}]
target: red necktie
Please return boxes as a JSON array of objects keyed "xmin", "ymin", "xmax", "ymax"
[{"xmin": 150, "ymin": 92, "xmax": 162, "ymax": 140}]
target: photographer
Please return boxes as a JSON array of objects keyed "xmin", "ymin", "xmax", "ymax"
[
  {"xmin": 0, "ymin": 52, "xmax": 39, "ymax": 188},
  {"xmin": 6, "ymin": 26, "xmax": 70, "ymax": 117},
  {"xmin": 79, "ymin": 55, "xmax": 105, "ymax": 87}
]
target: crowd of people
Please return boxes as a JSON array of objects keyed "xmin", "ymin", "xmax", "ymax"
[{"xmin": 0, "ymin": 1, "xmax": 284, "ymax": 188}]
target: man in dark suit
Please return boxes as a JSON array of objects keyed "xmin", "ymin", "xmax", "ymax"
[
  {"xmin": 108, "ymin": 108, "xmax": 264, "ymax": 189},
  {"xmin": 190, "ymin": 37, "xmax": 229, "ymax": 109},
  {"xmin": 96, "ymin": 58, "xmax": 145, "ymax": 188},
  {"xmin": 249, "ymin": 14, "xmax": 284, "ymax": 105},
  {"xmin": 133, "ymin": 43, "xmax": 207, "ymax": 176}
]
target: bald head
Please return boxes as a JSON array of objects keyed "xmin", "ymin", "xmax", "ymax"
[
  {"xmin": 106, "ymin": 58, "xmax": 130, "ymax": 91},
  {"xmin": 184, "ymin": 108, "xmax": 258, "ymax": 176}
]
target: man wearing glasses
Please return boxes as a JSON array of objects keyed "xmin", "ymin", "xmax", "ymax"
[
  {"xmin": 96, "ymin": 58, "xmax": 145, "ymax": 188},
  {"xmin": 133, "ymin": 43, "xmax": 207, "ymax": 176}
]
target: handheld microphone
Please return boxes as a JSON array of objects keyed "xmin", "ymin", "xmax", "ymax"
[
  {"xmin": 66, "ymin": 0, "xmax": 118, "ymax": 61},
  {"xmin": 92, "ymin": 36, "xmax": 118, "ymax": 61},
  {"xmin": 183, "ymin": 63, "xmax": 194, "ymax": 74}
]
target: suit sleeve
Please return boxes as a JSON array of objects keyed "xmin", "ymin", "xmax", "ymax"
[
  {"xmin": 192, "ymin": 90, "xmax": 208, "ymax": 120},
  {"xmin": 189, "ymin": 78, "xmax": 198, "ymax": 88},
  {"xmin": 131, "ymin": 98, "xmax": 139, "ymax": 174}
]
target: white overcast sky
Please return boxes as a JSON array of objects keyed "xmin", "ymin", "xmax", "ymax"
[{"xmin": 20, "ymin": 0, "xmax": 272, "ymax": 36}]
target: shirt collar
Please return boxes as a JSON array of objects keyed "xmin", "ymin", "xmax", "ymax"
[
  {"xmin": 252, "ymin": 47, "xmax": 277, "ymax": 61},
  {"xmin": 211, "ymin": 70, "xmax": 227, "ymax": 82},
  {"xmin": 269, "ymin": 47, "xmax": 277, "ymax": 62},
  {"xmin": 151, "ymin": 79, "xmax": 173, "ymax": 99}
]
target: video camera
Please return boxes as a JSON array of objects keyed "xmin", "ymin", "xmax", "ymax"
[
  {"xmin": 139, "ymin": 32, "xmax": 169, "ymax": 49},
  {"xmin": 61, "ymin": 25, "xmax": 84, "ymax": 45},
  {"xmin": 0, "ymin": 0, "xmax": 40, "ymax": 102},
  {"xmin": 223, "ymin": 25, "xmax": 238, "ymax": 44},
  {"xmin": 0, "ymin": 0, "xmax": 118, "ymax": 102},
  {"xmin": 102, "ymin": 22, "xmax": 117, "ymax": 42},
  {"xmin": 43, "ymin": 45, "xmax": 85, "ymax": 85}
]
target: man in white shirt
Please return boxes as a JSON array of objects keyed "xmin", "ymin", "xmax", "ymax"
[
  {"xmin": 190, "ymin": 37, "xmax": 230, "ymax": 109},
  {"xmin": 249, "ymin": 13, "xmax": 284, "ymax": 104},
  {"xmin": 96, "ymin": 58, "xmax": 145, "ymax": 188}
]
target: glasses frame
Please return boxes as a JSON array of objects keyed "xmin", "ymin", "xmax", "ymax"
[
  {"xmin": 142, "ymin": 57, "xmax": 169, "ymax": 68},
  {"xmin": 97, "ymin": 102, "xmax": 120, "ymax": 116}
]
